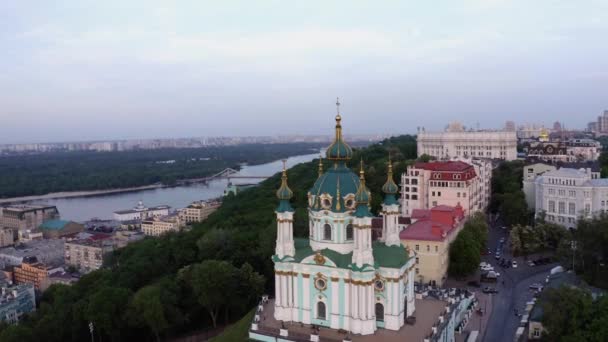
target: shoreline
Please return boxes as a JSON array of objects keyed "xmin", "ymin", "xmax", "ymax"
[{"xmin": 0, "ymin": 183, "xmax": 169, "ymax": 204}]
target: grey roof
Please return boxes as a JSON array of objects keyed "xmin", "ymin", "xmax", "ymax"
[
  {"xmin": 542, "ymin": 168, "xmax": 589, "ymax": 178},
  {"xmin": 585, "ymin": 179, "xmax": 608, "ymax": 187}
]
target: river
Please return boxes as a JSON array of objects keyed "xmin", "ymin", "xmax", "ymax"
[{"xmin": 21, "ymin": 152, "xmax": 320, "ymax": 222}]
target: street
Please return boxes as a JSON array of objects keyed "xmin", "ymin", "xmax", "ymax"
[{"xmin": 481, "ymin": 220, "xmax": 557, "ymax": 342}]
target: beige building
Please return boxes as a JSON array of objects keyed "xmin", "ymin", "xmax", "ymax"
[
  {"xmin": 65, "ymin": 238, "xmax": 114, "ymax": 273},
  {"xmin": 178, "ymin": 200, "xmax": 221, "ymax": 224},
  {"xmin": 417, "ymin": 122, "xmax": 517, "ymax": 161},
  {"xmin": 13, "ymin": 262, "xmax": 61, "ymax": 290},
  {"xmin": 0, "ymin": 205, "xmax": 59, "ymax": 241},
  {"xmin": 399, "ymin": 205, "xmax": 465, "ymax": 286},
  {"xmin": 401, "ymin": 160, "xmax": 490, "ymax": 217},
  {"xmin": 0, "ymin": 228, "xmax": 14, "ymax": 247},
  {"xmin": 141, "ymin": 215, "xmax": 181, "ymax": 236}
]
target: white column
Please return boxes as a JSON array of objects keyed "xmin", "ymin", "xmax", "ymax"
[{"xmin": 275, "ymin": 273, "xmax": 281, "ymax": 307}]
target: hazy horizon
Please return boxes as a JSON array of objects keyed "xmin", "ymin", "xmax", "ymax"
[{"xmin": 1, "ymin": 1, "xmax": 607, "ymax": 144}]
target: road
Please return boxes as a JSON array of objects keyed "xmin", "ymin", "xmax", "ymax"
[{"xmin": 482, "ymin": 220, "xmax": 556, "ymax": 342}]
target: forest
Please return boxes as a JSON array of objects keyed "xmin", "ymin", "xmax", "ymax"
[
  {"xmin": 0, "ymin": 135, "xmax": 418, "ymax": 342},
  {"xmin": 0, "ymin": 143, "xmax": 324, "ymax": 198}
]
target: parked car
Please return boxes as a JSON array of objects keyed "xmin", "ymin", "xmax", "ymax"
[
  {"xmin": 480, "ymin": 262, "xmax": 489, "ymax": 268},
  {"xmin": 529, "ymin": 283, "xmax": 544, "ymax": 291},
  {"xmin": 500, "ymin": 237, "xmax": 505, "ymax": 243},
  {"xmin": 512, "ymin": 260, "xmax": 518, "ymax": 268},
  {"xmin": 527, "ymin": 260, "xmax": 535, "ymax": 267},
  {"xmin": 501, "ymin": 226, "xmax": 507, "ymax": 230},
  {"xmin": 495, "ymin": 253, "xmax": 501, "ymax": 260},
  {"xmin": 483, "ymin": 287, "xmax": 499, "ymax": 294}
]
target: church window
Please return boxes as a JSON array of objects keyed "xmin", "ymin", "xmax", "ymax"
[
  {"xmin": 375, "ymin": 303, "xmax": 384, "ymax": 322},
  {"xmin": 324, "ymin": 224, "xmax": 332, "ymax": 240},
  {"xmin": 345, "ymin": 198, "xmax": 355, "ymax": 209},
  {"xmin": 346, "ymin": 224, "xmax": 353, "ymax": 240},
  {"xmin": 322, "ymin": 198, "xmax": 331, "ymax": 208},
  {"xmin": 317, "ymin": 301, "xmax": 326, "ymax": 320},
  {"xmin": 374, "ymin": 280, "xmax": 385, "ymax": 291},
  {"xmin": 315, "ymin": 278, "xmax": 327, "ymax": 291}
]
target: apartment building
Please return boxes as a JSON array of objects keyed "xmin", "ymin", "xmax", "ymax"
[
  {"xmin": 0, "ymin": 282, "xmax": 36, "ymax": 324},
  {"xmin": 141, "ymin": 215, "xmax": 181, "ymax": 236},
  {"xmin": 64, "ymin": 237, "xmax": 114, "ymax": 273},
  {"xmin": 401, "ymin": 160, "xmax": 491, "ymax": 217},
  {"xmin": 178, "ymin": 200, "xmax": 221, "ymax": 224},
  {"xmin": 523, "ymin": 139, "xmax": 601, "ymax": 162},
  {"xmin": 399, "ymin": 205, "xmax": 465, "ymax": 286},
  {"xmin": 0, "ymin": 205, "xmax": 59, "ymax": 241},
  {"xmin": 534, "ymin": 168, "xmax": 608, "ymax": 228},
  {"xmin": 416, "ymin": 122, "xmax": 517, "ymax": 161},
  {"xmin": 113, "ymin": 201, "xmax": 170, "ymax": 222},
  {"xmin": 13, "ymin": 261, "xmax": 62, "ymax": 290}
]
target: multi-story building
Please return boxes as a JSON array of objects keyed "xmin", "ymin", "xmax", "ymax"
[
  {"xmin": 534, "ymin": 168, "xmax": 608, "ymax": 228},
  {"xmin": 0, "ymin": 239, "xmax": 65, "ymax": 267},
  {"xmin": 523, "ymin": 139, "xmax": 601, "ymax": 162},
  {"xmin": 417, "ymin": 122, "xmax": 517, "ymax": 160},
  {"xmin": 587, "ymin": 110, "xmax": 608, "ymax": 135},
  {"xmin": 0, "ymin": 282, "xmax": 36, "ymax": 324},
  {"xmin": 399, "ymin": 205, "xmax": 465, "ymax": 286},
  {"xmin": 64, "ymin": 237, "xmax": 114, "ymax": 273},
  {"xmin": 112, "ymin": 230, "xmax": 145, "ymax": 249},
  {"xmin": 141, "ymin": 215, "xmax": 181, "ymax": 236},
  {"xmin": 13, "ymin": 261, "xmax": 62, "ymax": 290},
  {"xmin": 113, "ymin": 201, "xmax": 170, "ymax": 222},
  {"xmin": 401, "ymin": 160, "xmax": 491, "ymax": 217},
  {"xmin": 523, "ymin": 161, "xmax": 601, "ymax": 210},
  {"xmin": 178, "ymin": 200, "xmax": 221, "ymax": 224},
  {"xmin": 0, "ymin": 228, "xmax": 14, "ymax": 248},
  {"xmin": 0, "ymin": 205, "xmax": 59, "ymax": 241}
]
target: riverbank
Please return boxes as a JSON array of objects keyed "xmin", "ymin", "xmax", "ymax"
[{"xmin": 0, "ymin": 183, "xmax": 167, "ymax": 204}]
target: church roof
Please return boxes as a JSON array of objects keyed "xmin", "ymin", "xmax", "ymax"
[
  {"xmin": 289, "ymin": 238, "xmax": 410, "ymax": 269},
  {"xmin": 309, "ymin": 163, "xmax": 360, "ymax": 212}
]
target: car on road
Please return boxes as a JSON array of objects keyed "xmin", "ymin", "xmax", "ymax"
[
  {"xmin": 480, "ymin": 262, "xmax": 489, "ymax": 268},
  {"xmin": 501, "ymin": 226, "xmax": 508, "ymax": 230},
  {"xmin": 500, "ymin": 237, "xmax": 505, "ymax": 243},
  {"xmin": 529, "ymin": 283, "xmax": 544, "ymax": 291},
  {"xmin": 527, "ymin": 260, "xmax": 535, "ymax": 267},
  {"xmin": 512, "ymin": 260, "xmax": 518, "ymax": 268},
  {"xmin": 481, "ymin": 264, "xmax": 493, "ymax": 272},
  {"xmin": 483, "ymin": 287, "xmax": 499, "ymax": 294},
  {"xmin": 495, "ymin": 253, "xmax": 501, "ymax": 260}
]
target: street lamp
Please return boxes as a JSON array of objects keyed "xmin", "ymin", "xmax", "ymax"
[
  {"xmin": 89, "ymin": 322, "xmax": 94, "ymax": 342},
  {"xmin": 570, "ymin": 241, "xmax": 577, "ymax": 271}
]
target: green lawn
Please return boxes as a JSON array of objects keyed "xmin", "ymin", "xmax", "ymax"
[{"xmin": 210, "ymin": 309, "xmax": 255, "ymax": 342}]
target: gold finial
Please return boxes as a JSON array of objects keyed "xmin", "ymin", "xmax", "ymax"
[
  {"xmin": 334, "ymin": 97, "xmax": 342, "ymax": 140},
  {"xmin": 336, "ymin": 97, "xmax": 341, "ymax": 119},
  {"xmin": 336, "ymin": 177, "xmax": 341, "ymax": 211},
  {"xmin": 359, "ymin": 158, "xmax": 365, "ymax": 179},
  {"xmin": 318, "ymin": 155, "xmax": 323, "ymax": 177}
]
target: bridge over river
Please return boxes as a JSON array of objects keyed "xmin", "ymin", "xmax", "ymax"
[{"xmin": 175, "ymin": 168, "xmax": 271, "ymax": 185}]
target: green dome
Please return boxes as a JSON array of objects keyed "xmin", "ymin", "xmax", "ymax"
[
  {"xmin": 354, "ymin": 165, "xmax": 373, "ymax": 218},
  {"xmin": 326, "ymin": 114, "xmax": 353, "ymax": 161},
  {"xmin": 309, "ymin": 163, "xmax": 360, "ymax": 213},
  {"xmin": 276, "ymin": 166, "xmax": 294, "ymax": 212},
  {"xmin": 382, "ymin": 159, "xmax": 399, "ymax": 205}
]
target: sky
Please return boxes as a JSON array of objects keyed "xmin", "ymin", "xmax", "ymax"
[{"xmin": 1, "ymin": 0, "xmax": 608, "ymax": 144}]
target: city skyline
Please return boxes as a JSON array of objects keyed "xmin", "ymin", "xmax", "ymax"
[{"xmin": 1, "ymin": 1, "xmax": 607, "ymax": 143}]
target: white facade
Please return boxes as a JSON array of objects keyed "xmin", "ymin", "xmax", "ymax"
[
  {"xmin": 535, "ymin": 168, "xmax": 608, "ymax": 228},
  {"xmin": 141, "ymin": 216, "xmax": 181, "ymax": 236},
  {"xmin": 113, "ymin": 201, "xmax": 170, "ymax": 222},
  {"xmin": 417, "ymin": 122, "xmax": 517, "ymax": 161}
]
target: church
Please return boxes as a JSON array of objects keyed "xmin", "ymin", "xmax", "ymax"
[{"xmin": 272, "ymin": 103, "xmax": 416, "ymax": 335}]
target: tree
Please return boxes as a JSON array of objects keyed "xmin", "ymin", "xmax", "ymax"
[
  {"xmin": 186, "ymin": 260, "xmax": 239, "ymax": 328},
  {"xmin": 541, "ymin": 286, "xmax": 594, "ymax": 340},
  {"xmin": 448, "ymin": 229, "xmax": 480, "ymax": 277},
  {"xmin": 127, "ymin": 283, "xmax": 179, "ymax": 342},
  {"xmin": 498, "ymin": 191, "xmax": 530, "ymax": 226},
  {"xmin": 0, "ymin": 325, "xmax": 35, "ymax": 342},
  {"xmin": 86, "ymin": 286, "xmax": 132, "ymax": 342}
]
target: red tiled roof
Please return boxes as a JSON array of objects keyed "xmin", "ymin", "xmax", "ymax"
[
  {"xmin": 413, "ymin": 161, "xmax": 477, "ymax": 181},
  {"xmin": 398, "ymin": 216, "xmax": 411, "ymax": 225},
  {"xmin": 400, "ymin": 205, "xmax": 464, "ymax": 241}
]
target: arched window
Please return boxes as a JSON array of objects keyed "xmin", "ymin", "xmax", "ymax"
[
  {"xmin": 324, "ymin": 224, "xmax": 332, "ymax": 240},
  {"xmin": 346, "ymin": 224, "xmax": 353, "ymax": 240},
  {"xmin": 375, "ymin": 303, "xmax": 384, "ymax": 322},
  {"xmin": 317, "ymin": 301, "xmax": 326, "ymax": 320}
]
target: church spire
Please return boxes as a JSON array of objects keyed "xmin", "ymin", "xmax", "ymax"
[
  {"xmin": 318, "ymin": 155, "xmax": 323, "ymax": 177},
  {"xmin": 326, "ymin": 98, "xmax": 353, "ymax": 162},
  {"xmin": 354, "ymin": 160, "xmax": 372, "ymax": 217},
  {"xmin": 382, "ymin": 156, "xmax": 399, "ymax": 205},
  {"xmin": 276, "ymin": 160, "xmax": 294, "ymax": 212}
]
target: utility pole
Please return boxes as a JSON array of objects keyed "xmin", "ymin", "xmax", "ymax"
[{"xmin": 89, "ymin": 322, "xmax": 94, "ymax": 342}]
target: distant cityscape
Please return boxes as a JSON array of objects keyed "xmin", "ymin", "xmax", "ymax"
[{"xmin": 0, "ymin": 134, "xmax": 388, "ymax": 155}]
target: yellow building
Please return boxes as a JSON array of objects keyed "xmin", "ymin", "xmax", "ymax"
[
  {"xmin": 13, "ymin": 262, "xmax": 58, "ymax": 290},
  {"xmin": 141, "ymin": 215, "xmax": 181, "ymax": 237},
  {"xmin": 399, "ymin": 205, "xmax": 465, "ymax": 286},
  {"xmin": 178, "ymin": 200, "xmax": 221, "ymax": 224}
]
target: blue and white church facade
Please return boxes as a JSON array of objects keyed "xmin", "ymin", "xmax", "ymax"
[{"xmin": 272, "ymin": 105, "xmax": 416, "ymax": 336}]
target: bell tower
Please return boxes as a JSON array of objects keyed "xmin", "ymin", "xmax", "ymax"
[
  {"xmin": 382, "ymin": 157, "xmax": 401, "ymax": 246},
  {"xmin": 275, "ymin": 160, "xmax": 295, "ymax": 258},
  {"xmin": 352, "ymin": 161, "xmax": 374, "ymax": 267}
]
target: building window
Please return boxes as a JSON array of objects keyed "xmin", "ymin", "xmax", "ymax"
[
  {"xmin": 585, "ymin": 204, "xmax": 591, "ymax": 215},
  {"xmin": 412, "ymin": 195, "xmax": 418, "ymax": 200},
  {"xmin": 411, "ymin": 178, "xmax": 418, "ymax": 185},
  {"xmin": 346, "ymin": 224, "xmax": 353, "ymax": 240},
  {"xmin": 432, "ymin": 191, "xmax": 435, "ymax": 196},
  {"xmin": 548, "ymin": 200, "xmax": 555, "ymax": 213},
  {"xmin": 317, "ymin": 301, "xmax": 326, "ymax": 320},
  {"xmin": 324, "ymin": 224, "xmax": 332, "ymax": 240},
  {"xmin": 426, "ymin": 245, "xmax": 430, "ymax": 252},
  {"xmin": 416, "ymin": 257, "xmax": 419, "ymax": 264},
  {"xmin": 415, "ymin": 268, "xmax": 419, "ymax": 274},
  {"xmin": 533, "ymin": 328, "xmax": 541, "ymax": 337},
  {"xmin": 375, "ymin": 303, "xmax": 384, "ymax": 322},
  {"xmin": 435, "ymin": 245, "xmax": 439, "ymax": 252},
  {"xmin": 568, "ymin": 203, "xmax": 576, "ymax": 215},
  {"xmin": 412, "ymin": 187, "xmax": 417, "ymax": 193},
  {"xmin": 558, "ymin": 202, "xmax": 565, "ymax": 214},
  {"xmin": 438, "ymin": 192, "xmax": 441, "ymax": 197}
]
